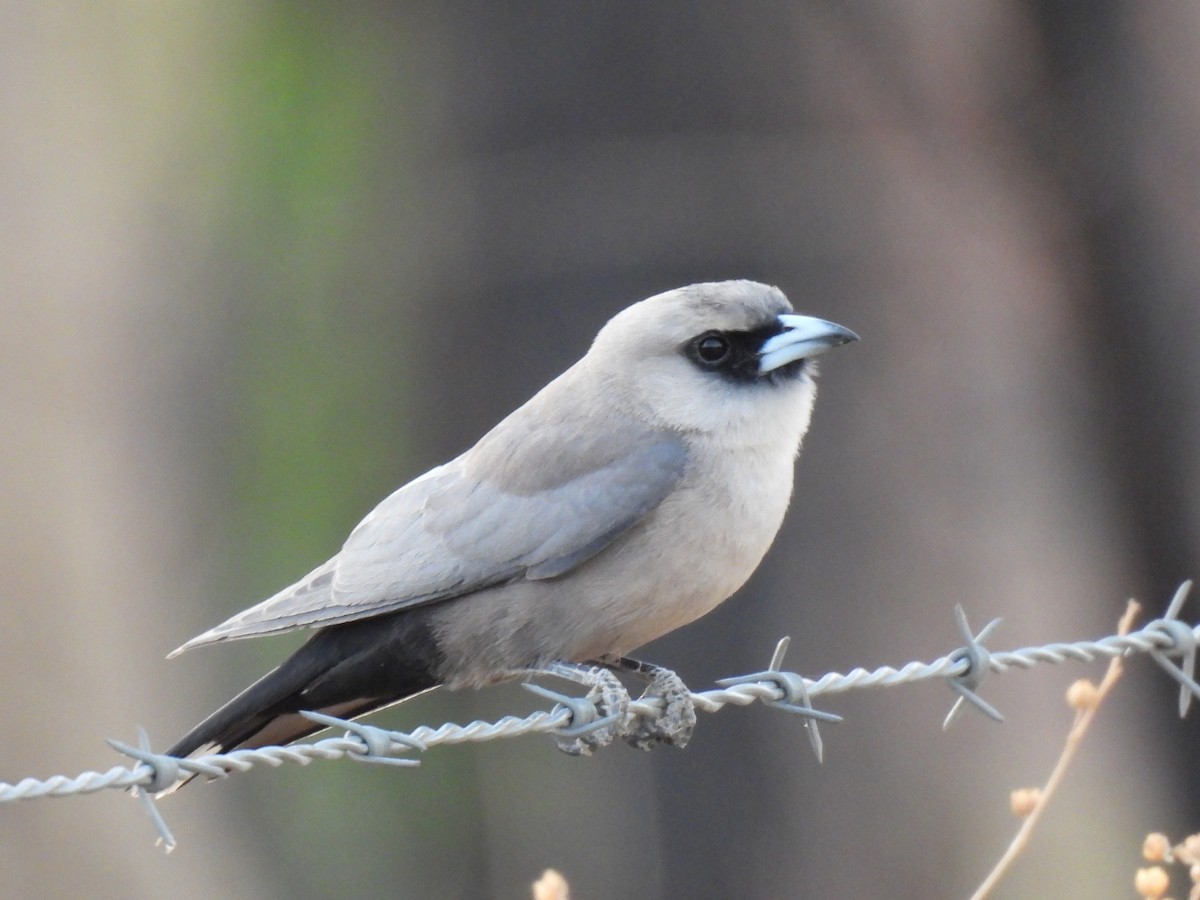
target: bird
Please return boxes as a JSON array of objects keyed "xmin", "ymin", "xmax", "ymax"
[{"xmin": 163, "ymin": 280, "xmax": 857, "ymax": 770}]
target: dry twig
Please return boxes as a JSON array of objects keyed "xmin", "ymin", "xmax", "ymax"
[{"xmin": 968, "ymin": 600, "xmax": 1141, "ymax": 900}]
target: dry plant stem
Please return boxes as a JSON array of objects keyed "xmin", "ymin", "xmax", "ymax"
[{"xmin": 969, "ymin": 600, "xmax": 1141, "ymax": 900}]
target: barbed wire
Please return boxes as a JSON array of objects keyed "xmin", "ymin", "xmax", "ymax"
[{"xmin": 2, "ymin": 581, "xmax": 1196, "ymax": 851}]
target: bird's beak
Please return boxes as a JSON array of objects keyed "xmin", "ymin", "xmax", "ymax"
[{"xmin": 758, "ymin": 314, "xmax": 859, "ymax": 375}]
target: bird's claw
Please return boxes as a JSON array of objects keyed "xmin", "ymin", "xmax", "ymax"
[
  {"xmin": 536, "ymin": 659, "xmax": 694, "ymax": 754},
  {"xmin": 624, "ymin": 667, "xmax": 696, "ymax": 751},
  {"xmin": 551, "ymin": 666, "xmax": 631, "ymax": 757}
]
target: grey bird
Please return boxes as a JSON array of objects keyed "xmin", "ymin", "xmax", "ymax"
[{"xmin": 164, "ymin": 280, "xmax": 857, "ymax": 765}]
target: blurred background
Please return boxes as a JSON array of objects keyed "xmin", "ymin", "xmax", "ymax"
[{"xmin": 2, "ymin": 3, "xmax": 1199, "ymax": 897}]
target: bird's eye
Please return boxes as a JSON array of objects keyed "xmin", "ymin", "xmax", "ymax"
[{"xmin": 694, "ymin": 333, "xmax": 731, "ymax": 365}]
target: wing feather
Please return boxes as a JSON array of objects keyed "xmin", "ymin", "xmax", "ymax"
[{"xmin": 172, "ymin": 413, "xmax": 688, "ymax": 654}]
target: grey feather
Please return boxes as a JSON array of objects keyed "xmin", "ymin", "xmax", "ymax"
[{"xmin": 172, "ymin": 403, "xmax": 689, "ymax": 652}]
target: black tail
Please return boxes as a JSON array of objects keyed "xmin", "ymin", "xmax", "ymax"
[{"xmin": 165, "ymin": 611, "xmax": 443, "ymax": 762}]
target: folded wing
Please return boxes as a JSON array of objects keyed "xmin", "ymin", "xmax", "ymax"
[{"xmin": 171, "ymin": 419, "xmax": 688, "ymax": 655}]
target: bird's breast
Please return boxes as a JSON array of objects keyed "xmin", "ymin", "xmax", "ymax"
[{"xmin": 567, "ymin": 438, "xmax": 797, "ymax": 659}]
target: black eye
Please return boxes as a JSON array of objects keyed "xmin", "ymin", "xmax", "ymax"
[{"xmin": 694, "ymin": 333, "xmax": 731, "ymax": 365}]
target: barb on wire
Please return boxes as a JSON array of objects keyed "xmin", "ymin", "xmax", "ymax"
[
  {"xmin": 717, "ymin": 636, "xmax": 841, "ymax": 762},
  {"xmin": 942, "ymin": 606, "xmax": 1005, "ymax": 729},
  {"xmin": 1143, "ymin": 581, "xmax": 1200, "ymax": 717},
  {"xmin": 1, "ymin": 581, "xmax": 1197, "ymax": 851}
]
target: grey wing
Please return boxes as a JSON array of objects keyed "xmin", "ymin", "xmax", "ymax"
[{"xmin": 171, "ymin": 428, "xmax": 689, "ymax": 654}]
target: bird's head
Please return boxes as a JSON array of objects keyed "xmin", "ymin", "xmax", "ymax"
[{"xmin": 587, "ymin": 280, "xmax": 858, "ymax": 440}]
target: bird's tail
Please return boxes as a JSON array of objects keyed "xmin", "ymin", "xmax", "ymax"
[{"xmin": 163, "ymin": 612, "xmax": 443, "ymax": 788}]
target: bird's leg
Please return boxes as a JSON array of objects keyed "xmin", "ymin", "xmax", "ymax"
[
  {"xmin": 594, "ymin": 655, "xmax": 697, "ymax": 751},
  {"xmin": 537, "ymin": 660, "xmax": 632, "ymax": 757}
]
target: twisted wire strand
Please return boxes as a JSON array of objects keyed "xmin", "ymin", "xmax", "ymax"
[{"xmin": 1, "ymin": 585, "xmax": 1196, "ymax": 852}]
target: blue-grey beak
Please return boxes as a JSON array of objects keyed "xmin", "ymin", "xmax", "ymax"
[{"xmin": 759, "ymin": 314, "xmax": 859, "ymax": 375}]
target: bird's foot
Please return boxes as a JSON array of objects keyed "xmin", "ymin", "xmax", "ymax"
[
  {"xmin": 538, "ymin": 661, "xmax": 631, "ymax": 757},
  {"xmin": 626, "ymin": 667, "xmax": 696, "ymax": 750},
  {"xmin": 599, "ymin": 656, "xmax": 696, "ymax": 751}
]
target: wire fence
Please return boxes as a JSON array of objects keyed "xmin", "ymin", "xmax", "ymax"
[{"xmin": 2, "ymin": 581, "xmax": 1197, "ymax": 851}]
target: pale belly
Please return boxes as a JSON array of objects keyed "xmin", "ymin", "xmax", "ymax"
[{"xmin": 569, "ymin": 450, "xmax": 795, "ymax": 657}]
